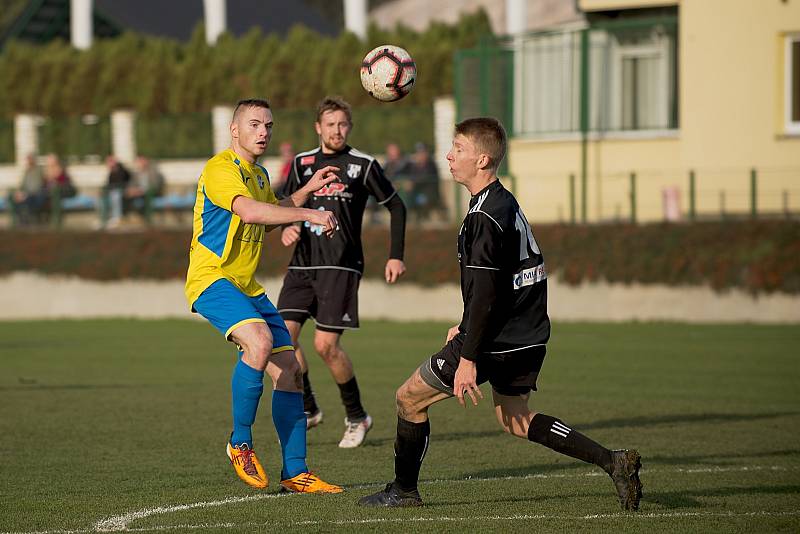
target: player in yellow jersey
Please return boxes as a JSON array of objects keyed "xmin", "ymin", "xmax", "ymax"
[{"xmin": 185, "ymin": 99, "xmax": 342, "ymax": 493}]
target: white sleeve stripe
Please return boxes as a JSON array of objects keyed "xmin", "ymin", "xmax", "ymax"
[
  {"xmin": 377, "ymin": 190, "xmax": 397, "ymax": 205},
  {"xmin": 465, "ymin": 210, "xmax": 503, "ymax": 232},
  {"xmin": 363, "ymin": 159, "xmax": 375, "ymax": 186},
  {"xmin": 466, "ymin": 265, "xmax": 501, "ymax": 270}
]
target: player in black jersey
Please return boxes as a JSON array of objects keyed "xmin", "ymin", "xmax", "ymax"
[
  {"xmin": 277, "ymin": 97, "xmax": 407, "ymax": 448},
  {"xmin": 358, "ymin": 117, "xmax": 642, "ymax": 510}
]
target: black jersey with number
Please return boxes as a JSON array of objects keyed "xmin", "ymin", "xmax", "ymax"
[
  {"xmin": 458, "ymin": 180, "xmax": 550, "ymax": 357},
  {"xmin": 283, "ymin": 145, "xmax": 398, "ymax": 273}
]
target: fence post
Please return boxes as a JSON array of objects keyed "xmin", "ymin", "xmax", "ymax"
[
  {"xmin": 580, "ymin": 28, "xmax": 590, "ymax": 224},
  {"xmin": 750, "ymin": 168, "xmax": 757, "ymax": 219},
  {"xmin": 629, "ymin": 172, "xmax": 637, "ymax": 224},
  {"xmin": 111, "ymin": 110, "xmax": 137, "ymax": 166},
  {"xmin": 569, "ymin": 173, "xmax": 576, "ymax": 224},
  {"xmin": 14, "ymin": 114, "xmax": 40, "ymax": 167},
  {"xmin": 688, "ymin": 169, "xmax": 696, "ymax": 222}
]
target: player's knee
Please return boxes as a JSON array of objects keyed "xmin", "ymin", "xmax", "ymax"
[
  {"xmin": 250, "ymin": 333, "xmax": 273, "ymax": 360},
  {"xmin": 313, "ymin": 338, "xmax": 340, "ymax": 362},
  {"xmin": 495, "ymin": 410, "xmax": 528, "ymax": 438}
]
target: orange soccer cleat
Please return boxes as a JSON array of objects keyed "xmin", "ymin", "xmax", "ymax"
[
  {"xmin": 226, "ymin": 442, "xmax": 268, "ymax": 489},
  {"xmin": 280, "ymin": 472, "xmax": 343, "ymax": 494}
]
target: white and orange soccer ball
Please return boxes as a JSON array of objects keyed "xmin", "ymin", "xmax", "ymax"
[{"xmin": 360, "ymin": 45, "xmax": 416, "ymax": 102}]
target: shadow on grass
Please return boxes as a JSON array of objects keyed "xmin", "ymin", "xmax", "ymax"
[
  {"xmin": 418, "ymin": 484, "xmax": 800, "ymax": 510},
  {"xmin": 315, "ymin": 411, "xmax": 799, "ymax": 448},
  {"xmin": 579, "ymin": 412, "xmax": 799, "ymax": 431},
  {"xmin": 646, "ymin": 484, "xmax": 800, "ymax": 509},
  {"xmin": 462, "ymin": 448, "xmax": 800, "ymax": 480}
]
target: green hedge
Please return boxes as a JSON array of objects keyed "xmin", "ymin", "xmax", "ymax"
[
  {"xmin": 0, "ymin": 13, "xmax": 494, "ymax": 117},
  {"xmin": 1, "ymin": 221, "xmax": 798, "ymax": 294},
  {"xmin": 0, "ymin": 118, "xmax": 13, "ymax": 163}
]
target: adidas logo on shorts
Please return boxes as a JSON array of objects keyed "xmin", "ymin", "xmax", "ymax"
[
  {"xmin": 436, "ymin": 358, "xmax": 445, "ymax": 370},
  {"xmin": 342, "ymin": 313, "xmax": 352, "ymax": 322},
  {"xmin": 304, "ymin": 167, "xmax": 313, "ymax": 176}
]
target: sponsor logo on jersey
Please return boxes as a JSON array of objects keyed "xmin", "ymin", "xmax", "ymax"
[
  {"xmin": 512, "ymin": 263, "xmax": 547, "ymax": 290},
  {"xmin": 303, "ymin": 167, "xmax": 313, "ymax": 176},
  {"xmin": 257, "ymin": 173, "xmax": 264, "ymax": 189},
  {"xmin": 301, "ymin": 155, "xmax": 315, "ymax": 166},
  {"xmin": 313, "ymin": 182, "xmax": 353, "ymax": 199},
  {"xmin": 347, "ymin": 163, "xmax": 362, "ymax": 179}
]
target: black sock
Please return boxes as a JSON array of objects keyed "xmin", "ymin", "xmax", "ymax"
[
  {"xmin": 394, "ymin": 417, "xmax": 430, "ymax": 493},
  {"xmin": 337, "ymin": 376, "xmax": 367, "ymax": 421},
  {"xmin": 302, "ymin": 372, "xmax": 318, "ymax": 414},
  {"xmin": 528, "ymin": 414, "xmax": 613, "ymax": 474}
]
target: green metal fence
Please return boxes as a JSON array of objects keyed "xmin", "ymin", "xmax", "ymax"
[
  {"xmin": 454, "ymin": 17, "xmax": 679, "ymax": 138},
  {"xmin": 0, "ymin": 119, "xmax": 13, "ymax": 163},
  {"xmin": 38, "ymin": 115, "xmax": 111, "ymax": 162}
]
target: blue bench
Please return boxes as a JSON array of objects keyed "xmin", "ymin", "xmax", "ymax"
[
  {"xmin": 151, "ymin": 192, "xmax": 196, "ymax": 211},
  {"xmin": 61, "ymin": 194, "xmax": 98, "ymax": 211}
]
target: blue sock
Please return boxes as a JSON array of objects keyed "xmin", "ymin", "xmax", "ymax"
[
  {"xmin": 230, "ymin": 359, "xmax": 264, "ymax": 448},
  {"xmin": 272, "ymin": 390, "xmax": 308, "ymax": 479}
]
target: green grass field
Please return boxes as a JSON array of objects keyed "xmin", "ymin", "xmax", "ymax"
[{"xmin": 1, "ymin": 320, "xmax": 799, "ymax": 533}]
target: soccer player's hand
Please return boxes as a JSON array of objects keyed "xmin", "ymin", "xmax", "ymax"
[
  {"xmin": 445, "ymin": 324, "xmax": 460, "ymax": 343},
  {"xmin": 453, "ymin": 357, "xmax": 482, "ymax": 408},
  {"xmin": 308, "ymin": 209, "xmax": 339, "ymax": 237},
  {"xmin": 305, "ymin": 165, "xmax": 340, "ymax": 192},
  {"xmin": 384, "ymin": 259, "xmax": 406, "ymax": 283},
  {"xmin": 281, "ymin": 224, "xmax": 301, "ymax": 246}
]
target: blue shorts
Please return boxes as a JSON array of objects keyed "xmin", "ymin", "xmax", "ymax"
[{"xmin": 193, "ymin": 278, "xmax": 293, "ymax": 354}]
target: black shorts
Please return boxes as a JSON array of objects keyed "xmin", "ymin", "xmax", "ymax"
[
  {"xmin": 277, "ymin": 268, "xmax": 360, "ymax": 332},
  {"xmin": 418, "ymin": 333, "xmax": 546, "ymax": 397}
]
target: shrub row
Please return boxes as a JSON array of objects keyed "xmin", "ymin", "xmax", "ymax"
[
  {"xmin": 0, "ymin": 12, "xmax": 493, "ymax": 118},
  {"xmin": 1, "ymin": 221, "xmax": 798, "ymax": 294}
]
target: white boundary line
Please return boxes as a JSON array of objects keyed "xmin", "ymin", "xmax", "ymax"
[{"xmin": 2, "ymin": 465, "xmax": 797, "ymax": 534}]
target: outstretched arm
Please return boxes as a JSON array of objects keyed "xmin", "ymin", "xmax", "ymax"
[
  {"xmin": 280, "ymin": 165, "xmax": 340, "ymax": 208},
  {"xmin": 382, "ymin": 194, "xmax": 407, "ymax": 283}
]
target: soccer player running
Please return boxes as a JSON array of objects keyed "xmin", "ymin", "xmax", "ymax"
[
  {"xmin": 358, "ymin": 118, "xmax": 642, "ymax": 510},
  {"xmin": 277, "ymin": 96, "xmax": 407, "ymax": 448},
  {"xmin": 185, "ymin": 98, "xmax": 342, "ymax": 493}
]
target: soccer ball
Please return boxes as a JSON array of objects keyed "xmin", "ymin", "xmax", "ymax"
[{"xmin": 360, "ymin": 45, "xmax": 416, "ymax": 102}]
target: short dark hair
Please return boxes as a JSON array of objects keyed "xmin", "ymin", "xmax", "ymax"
[
  {"xmin": 316, "ymin": 96, "xmax": 352, "ymax": 123},
  {"xmin": 454, "ymin": 117, "xmax": 507, "ymax": 172},
  {"xmin": 233, "ymin": 98, "xmax": 271, "ymax": 120}
]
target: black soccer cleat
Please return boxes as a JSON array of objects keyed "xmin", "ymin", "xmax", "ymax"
[
  {"xmin": 609, "ymin": 449, "xmax": 643, "ymax": 511},
  {"xmin": 357, "ymin": 482, "xmax": 423, "ymax": 507}
]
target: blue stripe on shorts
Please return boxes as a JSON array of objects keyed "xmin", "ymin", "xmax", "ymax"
[{"xmin": 194, "ymin": 278, "xmax": 293, "ymax": 351}]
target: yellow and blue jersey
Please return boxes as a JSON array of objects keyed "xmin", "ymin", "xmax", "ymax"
[{"xmin": 185, "ymin": 148, "xmax": 279, "ymax": 309}]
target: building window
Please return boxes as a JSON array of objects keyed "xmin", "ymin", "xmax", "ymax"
[
  {"xmin": 606, "ymin": 26, "xmax": 677, "ymax": 131},
  {"xmin": 513, "ymin": 18, "xmax": 678, "ymax": 137},
  {"xmin": 787, "ymin": 34, "xmax": 800, "ymax": 134}
]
